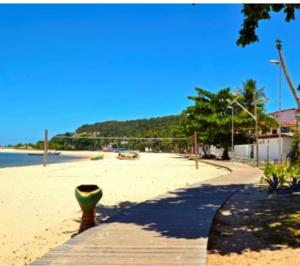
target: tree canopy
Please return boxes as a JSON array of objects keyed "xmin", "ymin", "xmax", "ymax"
[
  {"xmin": 181, "ymin": 87, "xmax": 233, "ymax": 148},
  {"xmin": 179, "ymin": 81, "xmax": 277, "ymax": 159},
  {"xmin": 235, "ymin": 79, "xmax": 277, "ymax": 135},
  {"xmin": 180, "ymin": 87, "xmax": 240, "ymax": 159},
  {"xmin": 237, "ymin": 4, "xmax": 300, "ymax": 47}
]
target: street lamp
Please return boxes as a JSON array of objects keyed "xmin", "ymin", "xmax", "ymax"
[
  {"xmin": 269, "ymin": 59, "xmax": 282, "ymax": 162},
  {"xmin": 227, "ymin": 96, "xmax": 259, "ymax": 167},
  {"xmin": 227, "ymin": 106, "xmax": 234, "ymax": 153}
]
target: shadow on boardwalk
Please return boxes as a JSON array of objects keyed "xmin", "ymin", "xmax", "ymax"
[{"xmin": 95, "ymin": 183, "xmax": 244, "ymax": 240}]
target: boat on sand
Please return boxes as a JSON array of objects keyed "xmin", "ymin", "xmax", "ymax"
[{"xmin": 117, "ymin": 151, "xmax": 140, "ymax": 160}]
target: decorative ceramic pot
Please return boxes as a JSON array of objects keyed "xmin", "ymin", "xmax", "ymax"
[{"xmin": 75, "ymin": 184, "xmax": 103, "ymax": 233}]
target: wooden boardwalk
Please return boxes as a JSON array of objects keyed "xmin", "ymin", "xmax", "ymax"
[{"xmin": 31, "ymin": 161, "xmax": 261, "ymax": 266}]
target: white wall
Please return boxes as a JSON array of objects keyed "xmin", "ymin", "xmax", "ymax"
[
  {"xmin": 234, "ymin": 137, "xmax": 293, "ymax": 161},
  {"xmin": 209, "ymin": 145, "xmax": 223, "ymax": 158},
  {"xmin": 234, "ymin": 144, "xmax": 253, "ymax": 159},
  {"xmin": 254, "ymin": 137, "xmax": 293, "ymax": 161}
]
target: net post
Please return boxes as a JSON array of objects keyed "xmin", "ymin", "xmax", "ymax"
[
  {"xmin": 194, "ymin": 131, "xmax": 199, "ymax": 169},
  {"xmin": 43, "ymin": 129, "xmax": 48, "ymax": 167}
]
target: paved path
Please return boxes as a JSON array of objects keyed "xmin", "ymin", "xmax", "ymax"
[{"xmin": 31, "ymin": 161, "xmax": 261, "ymax": 266}]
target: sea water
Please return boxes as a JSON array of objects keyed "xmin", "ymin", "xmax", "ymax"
[{"xmin": 0, "ymin": 152, "xmax": 85, "ymax": 168}]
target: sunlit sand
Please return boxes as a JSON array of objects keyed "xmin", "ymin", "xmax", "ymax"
[{"xmin": 0, "ymin": 151, "xmax": 227, "ymax": 266}]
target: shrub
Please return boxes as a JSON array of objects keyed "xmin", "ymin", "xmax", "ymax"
[{"xmin": 260, "ymin": 164, "xmax": 300, "ymax": 193}]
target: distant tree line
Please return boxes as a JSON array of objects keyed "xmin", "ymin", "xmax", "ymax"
[{"xmin": 48, "ymin": 116, "xmax": 187, "ymax": 152}]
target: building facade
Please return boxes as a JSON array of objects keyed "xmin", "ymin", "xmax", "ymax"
[
  {"xmin": 233, "ymin": 108, "xmax": 297, "ymax": 161},
  {"xmin": 268, "ymin": 108, "xmax": 297, "ymax": 134}
]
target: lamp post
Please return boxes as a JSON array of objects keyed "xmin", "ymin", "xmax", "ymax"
[
  {"xmin": 228, "ymin": 96, "xmax": 259, "ymax": 167},
  {"xmin": 269, "ymin": 59, "xmax": 282, "ymax": 162},
  {"xmin": 227, "ymin": 106, "xmax": 234, "ymax": 152},
  {"xmin": 254, "ymin": 93, "xmax": 259, "ymax": 167}
]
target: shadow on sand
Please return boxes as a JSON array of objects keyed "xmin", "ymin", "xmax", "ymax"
[{"xmin": 207, "ymin": 185, "xmax": 300, "ymax": 255}]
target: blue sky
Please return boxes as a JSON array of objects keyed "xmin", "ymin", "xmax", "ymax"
[{"xmin": 0, "ymin": 4, "xmax": 299, "ymax": 144}]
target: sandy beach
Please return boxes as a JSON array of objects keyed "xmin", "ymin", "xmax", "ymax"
[{"xmin": 0, "ymin": 151, "xmax": 227, "ymax": 266}]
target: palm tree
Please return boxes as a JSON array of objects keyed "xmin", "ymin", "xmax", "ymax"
[
  {"xmin": 237, "ymin": 79, "xmax": 266, "ymax": 114},
  {"xmin": 236, "ymin": 79, "xmax": 277, "ymax": 138}
]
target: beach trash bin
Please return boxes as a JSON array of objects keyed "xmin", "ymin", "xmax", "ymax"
[{"xmin": 75, "ymin": 184, "xmax": 103, "ymax": 233}]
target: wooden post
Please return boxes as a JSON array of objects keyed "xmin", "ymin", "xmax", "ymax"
[
  {"xmin": 194, "ymin": 131, "xmax": 199, "ymax": 169},
  {"xmin": 43, "ymin": 129, "xmax": 48, "ymax": 167}
]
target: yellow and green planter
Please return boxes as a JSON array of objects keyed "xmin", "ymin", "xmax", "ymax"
[{"xmin": 75, "ymin": 184, "xmax": 103, "ymax": 233}]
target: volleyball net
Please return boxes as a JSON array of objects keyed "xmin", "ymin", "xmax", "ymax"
[{"xmin": 50, "ymin": 135, "xmax": 189, "ymax": 153}]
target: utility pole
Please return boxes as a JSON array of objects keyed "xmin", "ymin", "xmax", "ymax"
[
  {"xmin": 278, "ymin": 62, "xmax": 283, "ymax": 163},
  {"xmin": 269, "ymin": 59, "xmax": 283, "ymax": 162},
  {"xmin": 275, "ymin": 40, "xmax": 300, "ymax": 109},
  {"xmin": 275, "ymin": 40, "xmax": 300, "ymax": 161}
]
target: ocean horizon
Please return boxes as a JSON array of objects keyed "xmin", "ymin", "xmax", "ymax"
[{"xmin": 0, "ymin": 152, "xmax": 85, "ymax": 168}]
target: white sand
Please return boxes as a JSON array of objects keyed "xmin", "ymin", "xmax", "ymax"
[{"xmin": 0, "ymin": 151, "xmax": 227, "ymax": 266}]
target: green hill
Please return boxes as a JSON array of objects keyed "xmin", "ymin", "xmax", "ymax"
[
  {"xmin": 76, "ymin": 115, "xmax": 181, "ymax": 138},
  {"xmin": 49, "ymin": 115, "xmax": 185, "ymax": 151}
]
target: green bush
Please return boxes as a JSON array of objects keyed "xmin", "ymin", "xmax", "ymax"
[{"xmin": 260, "ymin": 164, "xmax": 300, "ymax": 193}]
